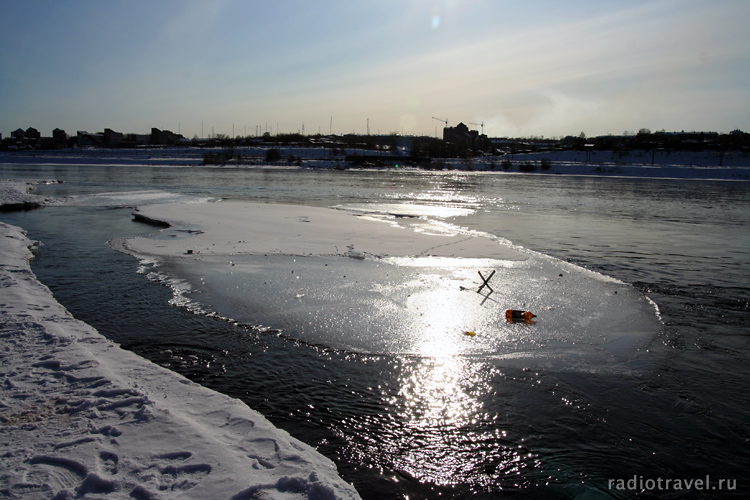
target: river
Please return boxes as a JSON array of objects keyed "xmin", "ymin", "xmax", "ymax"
[{"xmin": 1, "ymin": 164, "xmax": 748, "ymax": 499}]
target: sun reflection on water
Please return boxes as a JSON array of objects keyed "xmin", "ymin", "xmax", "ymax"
[
  {"xmin": 395, "ymin": 358, "xmax": 533, "ymax": 489},
  {"xmin": 343, "ymin": 273, "xmax": 541, "ymax": 489},
  {"xmin": 338, "ymin": 353, "xmax": 540, "ymax": 492}
]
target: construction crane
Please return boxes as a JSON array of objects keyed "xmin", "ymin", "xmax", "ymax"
[
  {"xmin": 469, "ymin": 121, "xmax": 485, "ymax": 135},
  {"xmin": 432, "ymin": 117, "xmax": 449, "ymax": 139},
  {"xmin": 432, "ymin": 117, "xmax": 448, "ymax": 127}
]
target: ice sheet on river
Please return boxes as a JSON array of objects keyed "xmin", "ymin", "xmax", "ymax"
[
  {"xmin": 120, "ymin": 202, "xmax": 662, "ymax": 366},
  {"xmin": 49, "ymin": 189, "xmax": 218, "ymax": 207}
]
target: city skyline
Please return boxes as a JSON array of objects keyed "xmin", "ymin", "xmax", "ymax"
[{"xmin": 2, "ymin": 0, "xmax": 749, "ymax": 139}]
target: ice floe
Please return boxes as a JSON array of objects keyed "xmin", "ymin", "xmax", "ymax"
[{"xmin": 120, "ymin": 202, "xmax": 662, "ymax": 365}]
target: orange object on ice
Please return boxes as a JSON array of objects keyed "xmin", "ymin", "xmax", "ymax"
[{"xmin": 506, "ymin": 310, "xmax": 536, "ymax": 321}]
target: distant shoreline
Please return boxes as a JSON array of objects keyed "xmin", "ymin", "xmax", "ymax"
[{"xmin": 1, "ymin": 147, "xmax": 749, "ymax": 181}]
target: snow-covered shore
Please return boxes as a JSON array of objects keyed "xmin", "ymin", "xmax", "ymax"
[
  {"xmin": 0, "ymin": 180, "xmax": 361, "ymax": 499},
  {"xmin": 483, "ymin": 149, "xmax": 750, "ymax": 179},
  {"xmin": 2, "ymin": 147, "xmax": 749, "ymax": 180}
]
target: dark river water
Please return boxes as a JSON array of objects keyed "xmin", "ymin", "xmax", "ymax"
[{"xmin": 1, "ymin": 164, "xmax": 749, "ymax": 499}]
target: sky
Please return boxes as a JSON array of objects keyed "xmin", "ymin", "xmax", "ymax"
[{"xmin": 1, "ymin": 0, "xmax": 749, "ymax": 139}]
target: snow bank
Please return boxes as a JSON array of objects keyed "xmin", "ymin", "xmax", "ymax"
[
  {"xmin": 0, "ymin": 149, "xmax": 206, "ymax": 167},
  {"xmin": 509, "ymin": 148, "xmax": 750, "ymax": 168},
  {"xmin": 0, "ymin": 220, "xmax": 360, "ymax": 499},
  {"xmin": 433, "ymin": 150, "xmax": 750, "ymax": 179}
]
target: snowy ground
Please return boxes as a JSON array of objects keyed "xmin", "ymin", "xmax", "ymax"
[{"xmin": 0, "ymin": 179, "xmax": 361, "ymax": 500}]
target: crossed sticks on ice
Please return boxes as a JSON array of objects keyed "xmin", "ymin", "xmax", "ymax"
[{"xmin": 477, "ymin": 270, "xmax": 495, "ymax": 293}]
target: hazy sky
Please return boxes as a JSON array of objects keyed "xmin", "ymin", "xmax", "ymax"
[{"xmin": 2, "ymin": 0, "xmax": 748, "ymax": 139}]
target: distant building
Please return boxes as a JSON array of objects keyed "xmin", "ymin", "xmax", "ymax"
[
  {"xmin": 443, "ymin": 122, "xmax": 487, "ymax": 151},
  {"xmin": 53, "ymin": 128, "xmax": 67, "ymax": 144},
  {"xmin": 150, "ymin": 127, "xmax": 183, "ymax": 146},
  {"xmin": 25, "ymin": 127, "xmax": 41, "ymax": 139},
  {"xmin": 104, "ymin": 128, "xmax": 124, "ymax": 147},
  {"xmin": 11, "ymin": 128, "xmax": 25, "ymax": 140},
  {"xmin": 125, "ymin": 133, "xmax": 150, "ymax": 146},
  {"xmin": 77, "ymin": 131, "xmax": 104, "ymax": 147}
]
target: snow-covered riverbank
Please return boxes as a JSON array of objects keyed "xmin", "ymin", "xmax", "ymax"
[
  {"xmin": 2, "ymin": 147, "xmax": 749, "ymax": 180},
  {"xmin": 0, "ymin": 180, "xmax": 360, "ymax": 500}
]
